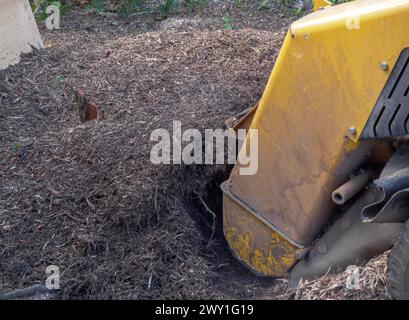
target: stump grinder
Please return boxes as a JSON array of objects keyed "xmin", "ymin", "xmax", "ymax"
[{"xmin": 223, "ymin": 0, "xmax": 409, "ymax": 299}]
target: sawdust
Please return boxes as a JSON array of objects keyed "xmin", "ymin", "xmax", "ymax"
[
  {"xmin": 294, "ymin": 252, "xmax": 391, "ymax": 300},
  {"xmin": 0, "ymin": 7, "xmax": 285, "ymax": 299},
  {"xmin": 0, "ymin": 3, "xmax": 392, "ymax": 300}
]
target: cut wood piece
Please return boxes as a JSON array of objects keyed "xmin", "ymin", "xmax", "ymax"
[
  {"xmin": 0, "ymin": 0, "xmax": 43, "ymax": 70},
  {"xmin": 74, "ymin": 88, "xmax": 99, "ymax": 122}
]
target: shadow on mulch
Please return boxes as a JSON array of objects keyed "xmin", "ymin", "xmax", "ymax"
[{"xmin": 0, "ymin": 12, "xmax": 287, "ymax": 299}]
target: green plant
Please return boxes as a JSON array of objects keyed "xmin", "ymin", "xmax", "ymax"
[
  {"xmin": 31, "ymin": 0, "xmax": 70, "ymax": 21},
  {"xmin": 278, "ymin": 0, "xmax": 316, "ymax": 17},
  {"xmin": 90, "ymin": 0, "xmax": 105, "ymax": 12},
  {"xmin": 259, "ymin": 0, "xmax": 271, "ymax": 10},
  {"xmin": 158, "ymin": 0, "xmax": 176, "ymax": 18},
  {"xmin": 184, "ymin": 0, "xmax": 208, "ymax": 11},
  {"xmin": 234, "ymin": 0, "xmax": 244, "ymax": 8},
  {"xmin": 118, "ymin": 0, "xmax": 146, "ymax": 16},
  {"xmin": 292, "ymin": 6, "xmax": 303, "ymax": 17},
  {"xmin": 11, "ymin": 142, "xmax": 22, "ymax": 155},
  {"xmin": 279, "ymin": 0, "xmax": 295, "ymax": 7},
  {"xmin": 222, "ymin": 13, "xmax": 234, "ymax": 30}
]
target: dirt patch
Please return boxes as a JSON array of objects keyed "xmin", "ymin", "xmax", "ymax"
[
  {"xmin": 159, "ymin": 17, "xmax": 218, "ymax": 31},
  {"xmin": 0, "ymin": 4, "xmax": 392, "ymax": 300},
  {"xmin": 0, "ymin": 7, "xmax": 287, "ymax": 299},
  {"xmin": 64, "ymin": 0, "xmax": 294, "ymax": 32},
  {"xmin": 294, "ymin": 252, "xmax": 391, "ymax": 300}
]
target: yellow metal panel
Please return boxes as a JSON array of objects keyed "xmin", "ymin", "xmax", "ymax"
[
  {"xmin": 313, "ymin": 0, "xmax": 332, "ymax": 11},
  {"xmin": 226, "ymin": 0, "xmax": 409, "ymax": 257},
  {"xmin": 223, "ymin": 191, "xmax": 298, "ymax": 276}
]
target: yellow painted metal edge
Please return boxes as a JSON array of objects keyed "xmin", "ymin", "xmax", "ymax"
[
  {"xmin": 314, "ymin": 0, "xmax": 332, "ymax": 11},
  {"xmin": 221, "ymin": 182, "xmax": 304, "ymax": 249}
]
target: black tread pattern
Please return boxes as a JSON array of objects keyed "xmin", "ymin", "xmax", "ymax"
[
  {"xmin": 361, "ymin": 48, "xmax": 409, "ymax": 139},
  {"xmin": 388, "ymin": 221, "xmax": 409, "ymax": 300}
]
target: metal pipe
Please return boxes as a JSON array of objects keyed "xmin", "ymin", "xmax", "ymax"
[{"xmin": 332, "ymin": 170, "xmax": 374, "ymax": 205}]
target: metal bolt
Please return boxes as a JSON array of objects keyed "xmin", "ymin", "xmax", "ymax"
[
  {"xmin": 380, "ymin": 61, "xmax": 389, "ymax": 71},
  {"xmin": 348, "ymin": 127, "xmax": 357, "ymax": 136}
]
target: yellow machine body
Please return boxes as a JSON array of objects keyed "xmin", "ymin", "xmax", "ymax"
[
  {"xmin": 223, "ymin": 0, "xmax": 409, "ymax": 276},
  {"xmin": 313, "ymin": 0, "xmax": 331, "ymax": 11}
]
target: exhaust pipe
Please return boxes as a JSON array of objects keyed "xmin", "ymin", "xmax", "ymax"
[{"xmin": 332, "ymin": 170, "xmax": 374, "ymax": 205}]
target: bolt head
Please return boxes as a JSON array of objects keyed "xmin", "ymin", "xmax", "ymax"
[
  {"xmin": 348, "ymin": 127, "xmax": 357, "ymax": 136},
  {"xmin": 380, "ymin": 61, "xmax": 389, "ymax": 71}
]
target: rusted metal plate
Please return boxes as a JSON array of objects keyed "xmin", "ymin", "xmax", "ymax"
[{"xmin": 222, "ymin": 182, "xmax": 299, "ymax": 277}]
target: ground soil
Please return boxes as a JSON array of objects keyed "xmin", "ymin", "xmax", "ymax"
[{"xmin": 0, "ymin": 1, "xmax": 390, "ymax": 299}]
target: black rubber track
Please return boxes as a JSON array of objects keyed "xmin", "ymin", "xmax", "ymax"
[{"xmin": 388, "ymin": 221, "xmax": 409, "ymax": 299}]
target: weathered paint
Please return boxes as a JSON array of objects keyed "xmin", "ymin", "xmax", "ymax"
[
  {"xmin": 223, "ymin": 192, "xmax": 298, "ymax": 276},
  {"xmin": 223, "ymin": 0, "xmax": 409, "ymax": 276}
]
